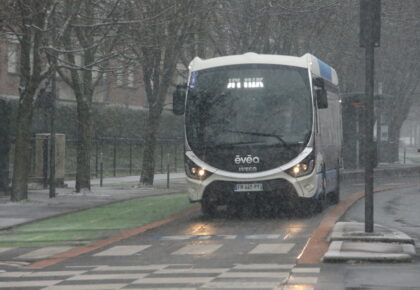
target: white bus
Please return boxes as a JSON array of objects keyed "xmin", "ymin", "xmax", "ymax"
[{"xmin": 173, "ymin": 53, "xmax": 342, "ymax": 216}]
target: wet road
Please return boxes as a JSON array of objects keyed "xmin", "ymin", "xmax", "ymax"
[{"xmin": 0, "ymin": 175, "xmax": 418, "ymax": 289}]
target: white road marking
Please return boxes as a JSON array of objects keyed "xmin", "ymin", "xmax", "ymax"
[
  {"xmin": 197, "ymin": 235, "xmax": 212, "ymax": 240},
  {"xmin": 42, "ymin": 284, "xmax": 126, "ymax": 290},
  {"xmin": 0, "ymin": 271, "xmax": 32, "ymax": 277},
  {"xmin": 17, "ymin": 247, "xmax": 73, "ymax": 260},
  {"xmin": 219, "ymin": 235, "xmax": 237, "ymax": 239},
  {"xmin": 25, "ymin": 271, "xmax": 86, "ymax": 277},
  {"xmin": 155, "ymin": 268, "xmax": 229, "ymax": 274},
  {"xmin": 125, "ymin": 288, "xmax": 196, "ymax": 290},
  {"xmin": 202, "ymin": 281, "xmax": 281, "ymax": 288},
  {"xmin": 234, "ymin": 264, "xmax": 295, "ymax": 270},
  {"xmin": 133, "ymin": 277, "xmax": 214, "ymax": 284},
  {"xmin": 218, "ymin": 271, "xmax": 289, "ymax": 279},
  {"xmin": 67, "ymin": 273, "xmax": 146, "ymax": 280},
  {"xmin": 249, "ymin": 243, "xmax": 295, "ymax": 254},
  {"xmin": 245, "ymin": 234, "xmax": 282, "ymax": 240},
  {"xmin": 93, "ymin": 265, "xmax": 167, "ymax": 271},
  {"xmin": 0, "ymin": 248, "xmax": 13, "ymax": 253},
  {"xmin": 280, "ymin": 286, "xmax": 314, "ymax": 290},
  {"xmin": 159, "ymin": 235, "xmax": 195, "ymax": 240},
  {"xmin": 291, "ymin": 267, "xmax": 320, "ymax": 273},
  {"xmin": 0, "ymin": 280, "xmax": 60, "ymax": 288},
  {"xmin": 287, "ymin": 276, "xmax": 318, "ymax": 284},
  {"xmin": 172, "ymin": 244, "xmax": 222, "ymax": 255},
  {"xmin": 94, "ymin": 245, "xmax": 150, "ymax": 256}
]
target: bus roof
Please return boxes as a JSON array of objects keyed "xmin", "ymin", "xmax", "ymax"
[{"xmin": 189, "ymin": 52, "xmax": 338, "ymax": 86}]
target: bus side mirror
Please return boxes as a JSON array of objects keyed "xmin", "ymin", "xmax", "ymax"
[
  {"xmin": 316, "ymin": 88, "xmax": 328, "ymax": 109},
  {"xmin": 173, "ymin": 84, "xmax": 187, "ymax": 115},
  {"xmin": 314, "ymin": 78, "xmax": 328, "ymax": 109}
]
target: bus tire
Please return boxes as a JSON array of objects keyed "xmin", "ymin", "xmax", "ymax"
[{"xmin": 201, "ymin": 193, "xmax": 217, "ymax": 217}]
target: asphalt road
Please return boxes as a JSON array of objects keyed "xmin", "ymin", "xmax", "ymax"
[{"xmin": 0, "ymin": 175, "xmax": 419, "ymax": 289}]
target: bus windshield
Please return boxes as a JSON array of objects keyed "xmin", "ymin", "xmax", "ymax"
[{"xmin": 186, "ymin": 64, "xmax": 313, "ymax": 154}]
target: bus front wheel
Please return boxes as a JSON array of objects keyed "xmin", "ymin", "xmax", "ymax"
[{"xmin": 201, "ymin": 193, "xmax": 218, "ymax": 217}]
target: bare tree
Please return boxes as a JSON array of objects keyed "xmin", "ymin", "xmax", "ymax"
[
  {"xmin": 2, "ymin": 0, "xmax": 53, "ymax": 201},
  {"xmin": 377, "ymin": 0, "xmax": 420, "ymax": 160},
  {"xmin": 124, "ymin": 0, "xmax": 200, "ymax": 186},
  {"xmin": 52, "ymin": 0, "xmax": 124, "ymax": 192}
]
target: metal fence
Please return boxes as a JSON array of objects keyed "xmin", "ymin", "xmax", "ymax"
[
  {"xmin": 66, "ymin": 137, "xmax": 184, "ymax": 178},
  {"xmin": 8, "ymin": 136, "xmax": 184, "ymax": 181}
]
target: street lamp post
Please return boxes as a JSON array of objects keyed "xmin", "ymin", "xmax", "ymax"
[{"xmin": 360, "ymin": 0, "xmax": 381, "ymax": 233}]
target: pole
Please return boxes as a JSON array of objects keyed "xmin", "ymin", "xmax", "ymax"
[
  {"xmin": 166, "ymin": 153, "xmax": 170, "ymax": 189},
  {"xmin": 364, "ymin": 43, "xmax": 375, "ymax": 233},
  {"xmin": 49, "ymin": 72, "xmax": 56, "ymax": 198},
  {"xmin": 360, "ymin": 0, "xmax": 380, "ymax": 233},
  {"xmin": 42, "ymin": 138, "xmax": 48, "ymax": 189},
  {"xmin": 113, "ymin": 137, "xmax": 117, "ymax": 177},
  {"xmin": 129, "ymin": 142, "xmax": 132, "ymax": 175},
  {"xmin": 100, "ymin": 152, "xmax": 103, "ymax": 187}
]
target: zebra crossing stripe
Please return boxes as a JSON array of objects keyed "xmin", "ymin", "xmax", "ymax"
[
  {"xmin": 292, "ymin": 267, "xmax": 320, "ymax": 273},
  {"xmin": 249, "ymin": 243, "xmax": 295, "ymax": 254},
  {"xmin": 0, "ymin": 280, "xmax": 61, "ymax": 288},
  {"xmin": 42, "ymin": 284, "xmax": 126, "ymax": 290},
  {"xmin": 245, "ymin": 234, "xmax": 282, "ymax": 240},
  {"xmin": 0, "ymin": 263, "xmax": 320, "ymax": 290},
  {"xmin": 234, "ymin": 264, "xmax": 295, "ymax": 270},
  {"xmin": 94, "ymin": 245, "xmax": 150, "ymax": 256},
  {"xmin": 155, "ymin": 268, "xmax": 229, "ymax": 274},
  {"xmin": 67, "ymin": 273, "xmax": 147, "ymax": 280},
  {"xmin": 122, "ymin": 288, "xmax": 196, "ymax": 290},
  {"xmin": 155, "ymin": 234, "xmax": 283, "ymax": 241},
  {"xmin": 17, "ymin": 247, "xmax": 73, "ymax": 260},
  {"xmin": 0, "ymin": 248, "xmax": 13, "ymax": 253},
  {"xmin": 218, "ymin": 271, "xmax": 289, "ymax": 279},
  {"xmin": 132, "ymin": 276, "xmax": 214, "ymax": 284},
  {"xmin": 287, "ymin": 275, "xmax": 318, "ymax": 284},
  {"xmin": 159, "ymin": 235, "xmax": 195, "ymax": 240},
  {"xmin": 202, "ymin": 281, "xmax": 281, "ymax": 289},
  {"xmin": 93, "ymin": 265, "xmax": 168, "ymax": 271},
  {"xmin": 172, "ymin": 244, "xmax": 223, "ymax": 255}
]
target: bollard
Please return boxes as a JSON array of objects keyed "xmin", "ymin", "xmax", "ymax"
[
  {"xmin": 167, "ymin": 153, "xmax": 170, "ymax": 189},
  {"xmin": 129, "ymin": 143, "xmax": 132, "ymax": 175},
  {"xmin": 42, "ymin": 137, "xmax": 49, "ymax": 189},
  {"xmin": 113, "ymin": 137, "xmax": 117, "ymax": 177},
  {"xmin": 95, "ymin": 142, "xmax": 99, "ymax": 178},
  {"xmin": 100, "ymin": 152, "xmax": 103, "ymax": 187},
  {"xmin": 403, "ymin": 147, "xmax": 406, "ymax": 164},
  {"xmin": 161, "ymin": 145, "xmax": 164, "ymax": 173}
]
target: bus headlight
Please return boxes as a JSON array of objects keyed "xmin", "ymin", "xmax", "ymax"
[
  {"xmin": 185, "ymin": 158, "xmax": 212, "ymax": 180},
  {"xmin": 287, "ymin": 156, "xmax": 315, "ymax": 178}
]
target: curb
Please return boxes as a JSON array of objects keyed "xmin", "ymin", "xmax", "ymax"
[
  {"xmin": 297, "ymin": 183, "xmax": 419, "ymax": 264},
  {"xmin": 0, "ymin": 188, "xmax": 185, "ymax": 232}
]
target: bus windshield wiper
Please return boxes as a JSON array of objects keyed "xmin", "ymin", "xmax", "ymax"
[{"xmin": 223, "ymin": 129, "xmax": 299, "ymax": 154}]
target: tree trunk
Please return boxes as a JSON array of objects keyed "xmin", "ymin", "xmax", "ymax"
[
  {"xmin": 0, "ymin": 100, "xmax": 11, "ymax": 193},
  {"xmin": 11, "ymin": 92, "xmax": 34, "ymax": 201},
  {"xmin": 75, "ymin": 100, "xmax": 92, "ymax": 192},
  {"xmin": 140, "ymin": 107, "xmax": 162, "ymax": 186},
  {"xmin": 387, "ymin": 122, "xmax": 401, "ymax": 163}
]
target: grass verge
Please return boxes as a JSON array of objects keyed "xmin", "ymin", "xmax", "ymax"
[{"xmin": 0, "ymin": 193, "xmax": 192, "ymax": 247}]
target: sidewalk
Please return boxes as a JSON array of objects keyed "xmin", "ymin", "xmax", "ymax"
[
  {"xmin": 0, "ymin": 172, "xmax": 186, "ymax": 231},
  {"xmin": 322, "ymin": 171, "xmax": 419, "ymax": 263}
]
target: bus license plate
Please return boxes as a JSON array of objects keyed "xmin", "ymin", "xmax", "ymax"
[{"xmin": 234, "ymin": 183, "xmax": 263, "ymax": 192}]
